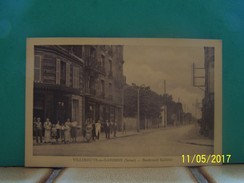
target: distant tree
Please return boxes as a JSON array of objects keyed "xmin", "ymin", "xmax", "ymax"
[
  {"xmin": 124, "ymin": 84, "xmax": 163, "ymax": 120},
  {"xmin": 123, "ymin": 85, "xmax": 137, "ymax": 117},
  {"xmin": 124, "ymin": 84, "xmax": 188, "ymax": 127}
]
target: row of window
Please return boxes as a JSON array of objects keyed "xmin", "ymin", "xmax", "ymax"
[
  {"xmin": 34, "ymin": 54, "xmax": 119, "ymax": 99},
  {"xmin": 88, "ymin": 78, "xmax": 113, "ymax": 97},
  {"xmin": 34, "ymin": 55, "xmax": 80, "ymax": 89}
]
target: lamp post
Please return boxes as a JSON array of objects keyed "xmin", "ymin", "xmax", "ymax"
[{"xmin": 131, "ymin": 83, "xmax": 150, "ymax": 133}]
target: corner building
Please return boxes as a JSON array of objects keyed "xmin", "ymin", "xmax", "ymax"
[
  {"xmin": 34, "ymin": 45, "xmax": 125, "ymax": 129},
  {"xmin": 34, "ymin": 46, "xmax": 84, "ymax": 126}
]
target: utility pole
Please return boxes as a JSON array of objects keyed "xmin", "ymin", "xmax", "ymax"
[
  {"xmin": 163, "ymin": 80, "xmax": 167, "ymax": 128},
  {"xmin": 121, "ymin": 85, "xmax": 124, "ymax": 131},
  {"xmin": 164, "ymin": 80, "xmax": 166, "ymax": 94},
  {"xmin": 178, "ymin": 97, "xmax": 180, "ymax": 125},
  {"xmin": 132, "ymin": 83, "xmax": 149, "ymax": 132},
  {"xmin": 193, "ymin": 99, "xmax": 198, "ymax": 122},
  {"xmin": 137, "ymin": 87, "xmax": 140, "ymax": 132}
]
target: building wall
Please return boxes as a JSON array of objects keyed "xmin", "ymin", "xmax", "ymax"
[
  {"xmin": 71, "ymin": 45, "xmax": 125, "ymax": 126},
  {"xmin": 123, "ymin": 117, "xmax": 137, "ymax": 131},
  {"xmin": 202, "ymin": 47, "xmax": 214, "ymax": 137},
  {"xmin": 34, "ymin": 45, "xmax": 125, "ymax": 129},
  {"xmin": 34, "ymin": 46, "xmax": 84, "ymax": 125}
]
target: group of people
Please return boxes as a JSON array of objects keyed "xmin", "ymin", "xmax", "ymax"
[
  {"xmin": 33, "ymin": 117, "xmax": 78, "ymax": 144},
  {"xmin": 34, "ymin": 117, "xmax": 125, "ymax": 144},
  {"xmin": 83, "ymin": 118, "xmax": 102, "ymax": 141},
  {"xmin": 104, "ymin": 120, "xmax": 118, "ymax": 139},
  {"xmin": 83, "ymin": 119, "xmax": 119, "ymax": 141}
]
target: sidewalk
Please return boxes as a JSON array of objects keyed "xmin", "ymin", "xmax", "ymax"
[
  {"xmin": 33, "ymin": 127, "xmax": 163, "ymax": 145},
  {"xmin": 76, "ymin": 128, "xmax": 157, "ymax": 143},
  {"xmin": 83, "ymin": 126, "xmax": 178, "ymax": 142}
]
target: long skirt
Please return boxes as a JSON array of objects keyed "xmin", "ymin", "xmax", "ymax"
[
  {"xmin": 71, "ymin": 127, "xmax": 77, "ymax": 139},
  {"xmin": 56, "ymin": 129, "xmax": 60, "ymax": 141},
  {"xmin": 44, "ymin": 129, "xmax": 51, "ymax": 142},
  {"xmin": 65, "ymin": 130, "xmax": 70, "ymax": 142}
]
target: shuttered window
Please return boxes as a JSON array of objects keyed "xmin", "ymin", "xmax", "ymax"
[
  {"xmin": 66, "ymin": 63, "xmax": 70, "ymax": 87},
  {"xmin": 56, "ymin": 58, "xmax": 60, "ymax": 85},
  {"xmin": 34, "ymin": 55, "xmax": 42, "ymax": 82}
]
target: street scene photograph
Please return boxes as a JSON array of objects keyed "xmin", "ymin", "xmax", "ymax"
[{"xmin": 29, "ymin": 39, "xmax": 218, "ymax": 159}]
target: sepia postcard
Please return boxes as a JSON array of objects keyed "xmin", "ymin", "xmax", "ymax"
[{"xmin": 25, "ymin": 38, "xmax": 222, "ymax": 167}]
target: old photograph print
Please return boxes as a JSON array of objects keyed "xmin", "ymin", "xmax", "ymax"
[{"xmin": 26, "ymin": 38, "xmax": 222, "ymax": 167}]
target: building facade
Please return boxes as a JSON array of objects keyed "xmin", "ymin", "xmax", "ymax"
[
  {"xmin": 34, "ymin": 46, "xmax": 84, "ymax": 126},
  {"xmin": 34, "ymin": 45, "xmax": 125, "ymax": 129},
  {"xmin": 81, "ymin": 45, "xmax": 125, "ymax": 129}
]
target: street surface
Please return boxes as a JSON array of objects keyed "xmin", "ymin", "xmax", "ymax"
[{"xmin": 33, "ymin": 124, "xmax": 213, "ymax": 156}]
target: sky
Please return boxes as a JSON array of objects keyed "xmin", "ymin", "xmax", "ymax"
[{"xmin": 123, "ymin": 45, "xmax": 205, "ymax": 117}]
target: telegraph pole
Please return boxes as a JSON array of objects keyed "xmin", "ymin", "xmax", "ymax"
[
  {"xmin": 137, "ymin": 87, "xmax": 140, "ymax": 132},
  {"xmin": 164, "ymin": 80, "xmax": 167, "ymax": 127},
  {"xmin": 178, "ymin": 97, "xmax": 180, "ymax": 125},
  {"xmin": 164, "ymin": 80, "xmax": 166, "ymax": 94},
  {"xmin": 122, "ymin": 84, "xmax": 124, "ymax": 131}
]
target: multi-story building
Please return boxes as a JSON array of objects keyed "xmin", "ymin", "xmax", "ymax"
[
  {"xmin": 34, "ymin": 45, "xmax": 84, "ymax": 126},
  {"xmin": 33, "ymin": 45, "xmax": 125, "ymax": 129},
  {"xmin": 81, "ymin": 45, "xmax": 125, "ymax": 128},
  {"xmin": 201, "ymin": 47, "xmax": 214, "ymax": 137}
]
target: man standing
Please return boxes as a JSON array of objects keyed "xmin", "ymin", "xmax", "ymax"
[
  {"xmin": 33, "ymin": 117, "xmax": 37, "ymax": 142},
  {"xmin": 92, "ymin": 119, "xmax": 96, "ymax": 141},
  {"xmin": 114, "ymin": 121, "xmax": 118, "ymax": 137},
  {"xmin": 110, "ymin": 121, "xmax": 114, "ymax": 136},
  {"xmin": 36, "ymin": 117, "xmax": 43, "ymax": 144},
  {"xmin": 122, "ymin": 122, "xmax": 126, "ymax": 134},
  {"xmin": 55, "ymin": 121, "xmax": 61, "ymax": 143},
  {"xmin": 105, "ymin": 120, "xmax": 110, "ymax": 139}
]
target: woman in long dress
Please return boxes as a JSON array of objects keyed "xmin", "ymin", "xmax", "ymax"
[
  {"xmin": 71, "ymin": 121, "xmax": 78, "ymax": 143},
  {"xmin": 44, "ymin": 118, "xmax": 52, "ymax": 143},
  {"xmin": 95, "ymin": 120, "xmax": 101, "ymax": 140},
  {"xmin": 51, "ymin": 124, "xmax": 57, "ymax": 144},
  {"xmin": 64, "ymin": 118, "xmax": 71, "ymax": 143},
  {"xmin": 60, "ymin": 123, "xmax": 66, "ymax": 143},
  {"xmin": 92, "ymin": 120, "xmax": 96, "ymax": 141}
]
